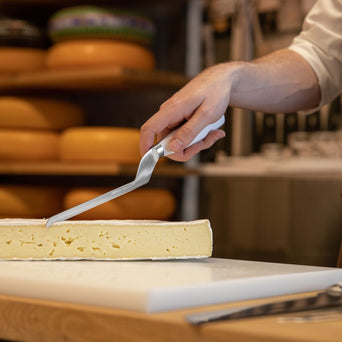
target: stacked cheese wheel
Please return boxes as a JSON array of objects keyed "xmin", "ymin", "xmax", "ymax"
[
  {"xmin": 0, "ymin": 185, "xmax": 65, "ymax": 218},
  {"xmin": 0, "ymin": 97, "xmax": 85, "ymax": 161},
  {"xmin": 64, "ymin": 187, "xmax": 176, "ymax": 220},
  {"xmin": 46, "ymin": 6, "xmax": 156, "ymax": 71},
  {"xmin": 0, "ymin": 18, "xmax": 47, "ymax": 73},
  {"xmin": 60, "ymin": 126, "xmax": 141, "ymax": 163}
]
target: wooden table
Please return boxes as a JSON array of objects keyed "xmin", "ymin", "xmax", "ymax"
[{"xmin": 0, "ymin": 292, "xmax": 340, "ymax": 342}]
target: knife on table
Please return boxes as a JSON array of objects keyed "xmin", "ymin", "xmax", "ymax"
[{"xmin": 186, "ymin": 282, "xmax": 342, "ymax": 325}]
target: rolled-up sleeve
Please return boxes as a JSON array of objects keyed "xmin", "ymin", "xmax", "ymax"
[{"xmin": 289, "ymin": 0, "xmax": 342, "ymax": 109}]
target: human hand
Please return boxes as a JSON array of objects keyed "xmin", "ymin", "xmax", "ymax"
[{"xmin": 139, "ymin": 63, "xmax": 232, "ymax": 161}]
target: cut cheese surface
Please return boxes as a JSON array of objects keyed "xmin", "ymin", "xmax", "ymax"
[
  {"xmin": 60, "ymin": 126, "xmax": 141, "ymax": 163},
  {"xmin": 0, "ymin": 129, "xmax": 59, "ymax": 160},
  {"xmin": 0, "ymin": 47, "xmax": 45, "ymax": 73},
  {"xmin": 64, "ymin": 187, "xmax": 176, "ymax": 220},
  {"xmin": 0, "ymin": 97, "xmax": 85, "ymax": 130},
  {"xmin": 46, "ymin": 39, "xmax": 155, "ymax": 71},
  {"xmin": 0, "ymin": 219, "xmax": 212, "ymax": 260}
]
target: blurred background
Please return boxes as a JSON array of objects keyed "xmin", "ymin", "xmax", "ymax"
[{"xmin": 0, "ymin": 0, "xmax": 340, "ymax": 267}]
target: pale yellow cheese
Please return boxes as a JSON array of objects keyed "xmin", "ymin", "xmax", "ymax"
[
  {"xmin": 46, "ymin": 39, "xmax": 155, "ymax": 71},
  {"xmin": 0, "ymin": 219, "xmax": 212, "ymax": 260},
  {"xmin": 0, "ymin": 97, "xmax": 85, "ymax": 130},
  {"xmin": 64, "ymin": 187, "xmax": 176, "ymax": 220},
  {"xmin": 0, "ymin": 129, "xmax": 59, "ymax": 160},
  {"xmin": 0, "ymin": 48, "xmax": 45, "ymax": 73},
  {"xmin": 60, "ymin": 127, "xmax": 141, "ymax": 163}
]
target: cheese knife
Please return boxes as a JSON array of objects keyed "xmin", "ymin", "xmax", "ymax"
[
  {"xmin": 186, "ymin": 282, "xmax": 342, "ymax": 325},
  {"xmin": 46, "ymin": 115, "xmax": 225, "ymax": 227}
]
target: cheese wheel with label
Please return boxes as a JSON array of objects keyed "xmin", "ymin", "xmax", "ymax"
[
  {"xmin": 0, "ymin": 47, "xmax": 45, "ymax": 73},
  {"xmin": 48, "ymin": 6, "xmax": 155, "ymax": 46},
  {"xmin": 0, "ymin": 129, "xmax": 59, "ymax": 160},
  {"xmin": 64, "ymin": 187, "xmax": 176, "ymax": 220},
  {"xmin": 60, "ymin": 127, "xmax": 140, "ymax": 163},
  {"xmin": 0, "ymin": 218, "xmax": 212, "ymax": 260},
  {"xmin": 0, "ymin": 97, "xmax": 85, "ymax": 130},
  {"xmin": 0, "ymin": 185, "xmax": 64, "ymax": 218},
  {"xmin": 46, "ymin": 39, "xmax": 155, "ymax": 71}
]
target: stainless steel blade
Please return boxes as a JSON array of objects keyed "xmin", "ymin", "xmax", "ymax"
[
  {"xmin": 185, "ymin": 292, "xmax": 342, "ymax": 325},
  {"xmin": 46, "ymin": 146, "xmax": 163, "ymax": 227}
]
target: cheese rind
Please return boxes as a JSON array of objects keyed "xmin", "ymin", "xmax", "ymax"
[
  {"xmin": 0, "ymin": 129, "xmax": 59, "ymax": 160},
  {"xmin": 46, "ymin": 39, "xmax": 155, "ymax": 71},
  {"xmin": 60, "ymin": 127, "xmax": 141, "ymax": 163},
  {"xmin": 0, "ymin": 219, "xmax": 212, "ymax": 260},
  {"xmin": 0, "ymin": 97, "xmax": 85, "ymax": 130},
  {"xmin": 0, "ymin": 186, "xmax": 64, "ymax": 218},
  {"xmin": 0, "ymin": 48, "xmax": 45, "ymax": 73},
  {"xmin": 64, "ymin": 187, "xmax": 176, "ymax": 220}
]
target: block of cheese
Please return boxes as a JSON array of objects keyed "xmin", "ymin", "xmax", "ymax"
[
  {"xmin": 0, "ymin": 97, "xmax": 85, "ymax": 130},
  {"xmin": 0, "ymin": 186, "xmax": 64, "ymax": 218},
  {"xmin": 60, "ymin": 127, "xmax": 140, "ymax": 163},
  {"xmin": 0, "ymin": 129, "xmax": 59, "ymax": 160},
  {"xmin": 0, "ymin": 47, "xmax": 45, "ymax": 73},
  {"xmin": 0, "ymin": 218, "xmax": 212, "ymax": 260},
  {"xmin": 48, "ymin": 6, "xmax": 155, "ymax": 46},
  {"xmin": 64, "ymin": 187, "xmax": 176, "ymax": 220},
  {"xmin": 46, "ymin": 39, "xmax": 155, "ymax": 71}
]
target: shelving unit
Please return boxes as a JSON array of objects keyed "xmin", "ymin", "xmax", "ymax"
[
  {"xmin": 0, "ymin": 66, "xmax": 189, "ymax": 93},
  {"xmin": 0, "ymin": 0, "xmax": 204, "ymax": 221},
  {"xmin": 0, "ymin": 160, "xmax": 196, "ymax": 177}
]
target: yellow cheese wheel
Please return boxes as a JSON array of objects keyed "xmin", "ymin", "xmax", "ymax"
[
  {"xmin": 64, "ymin": 187, "xmax": 176, "ymax": 220},
  {"xmin": 0, "ymin": 97, "xmax": 85, "ymax": 130},
  {"xmin": 0, "ymin": 129, "xmax": 59, "ymax": 160},
  {"xmin": 0, "ymin": 185, "xmax": 64, "ymax": 218},
  {"xmin": 60, "ymin": 127, "xmax": 141, "ymax": 163},
  {"xmin": 46, "ymin": 39, "xmax": 155, "ymax": 71},
  {"xmin": 0, "ymin": 47, "xmax": 45, "ymax": 73}
]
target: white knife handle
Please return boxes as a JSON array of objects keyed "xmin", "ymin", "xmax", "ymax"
[{"xmin": 159, "ymin": 115, "xmax": 225, "ymax": 156}]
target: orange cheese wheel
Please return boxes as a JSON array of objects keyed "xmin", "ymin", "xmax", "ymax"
[
  {"xmin": 0, "ymin": 185, "xmax": 64, "ymax": 218},
  {"xmin": 64, "ymin": 187, "xmax": 176, "ymax": 220},
  {"xmin": 0, "ymin": 97, "xmax": 85, "ymax": 130},
  {"xmin": 46, "ymin": 39, "xmax": 155, "ymax": 71},
  {"xmin": 0, "ymin": 47, "xmax": 45, "ymax": 73},
  {"xmin": 60, "ymin": 127, "xmax": 140, "ymax": 163},
  {"xmin": 0, "ymin": 129, "xmax": 59, "ymax": 160}
]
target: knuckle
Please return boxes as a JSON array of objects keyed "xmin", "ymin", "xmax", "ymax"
[{"xmin": 180, "ymin": 124, "xmax": 196, "ymax": 139}]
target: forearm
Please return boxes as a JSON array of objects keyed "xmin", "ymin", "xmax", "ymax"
[{"xmin": 229, "ymin": 48, "xmax": 321, "ymax": 113}]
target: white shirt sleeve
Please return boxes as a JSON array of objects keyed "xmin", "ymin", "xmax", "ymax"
[{"xmin": 289, "ymin": 0, "xmax": 342, "ymax": 110}]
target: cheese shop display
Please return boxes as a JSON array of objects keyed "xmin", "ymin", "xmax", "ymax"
[
  {"xmin": 0, "ymin": 218, "xmax": 212, "ymax": 260},
  {"xmin": 0, "ymin": 186, "xmax": 64, "ymax": 218},
  {"xmin": 0, "ymin": 129, "xmax": 59, "ymax": 160},
  {"xmin": 46, "ymin": 39, "xmax": 155, "ymax": 71},
  {"xmin": 64, "ymin": 187, "xmax": 176, "ymax": 220},
  {"xmin": 60, "ymin": 127, "xmax": 141, "ymax": 163},
  {"xmin": 0, "ymin": 18, "xmax": 46, "ymax": 73},
  {"xmin": 48, "ymin": 6, "xmax": 155, "ymax": 46},
  {"xmin": 0, "ymin": 97, "xmax": 85, "ymax": 130}
]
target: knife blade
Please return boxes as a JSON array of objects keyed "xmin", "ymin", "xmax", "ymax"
[{"xmin": 185, "ymin": 282, "xmax": 342, "ymax": 325}]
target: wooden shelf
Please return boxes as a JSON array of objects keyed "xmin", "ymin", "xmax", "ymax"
[
  {"xmin": 0, "ymin": 161, "xmax": 196, "ymax": 177},
  {"xmin": 0, "ymin": 67, "xmax": 189, "ymax": 94}
]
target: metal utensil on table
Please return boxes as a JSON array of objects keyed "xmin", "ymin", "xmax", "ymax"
[
  {"xmin": 46, "ymin": 115, "xmax": 225, "ymax": 227},
  {"xmin": 185, "ymin": 281, "xmax": 342, "ymax": 325}
]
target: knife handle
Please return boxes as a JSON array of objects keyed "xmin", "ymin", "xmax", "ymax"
[{"xmin": 159, "ymin": 115, "xmax": 225, "ymax": 156}]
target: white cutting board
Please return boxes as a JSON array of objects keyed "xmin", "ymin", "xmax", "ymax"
[{"xmin": 0, "ymin": 258, "xmax": 341, "ymax": 312}]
